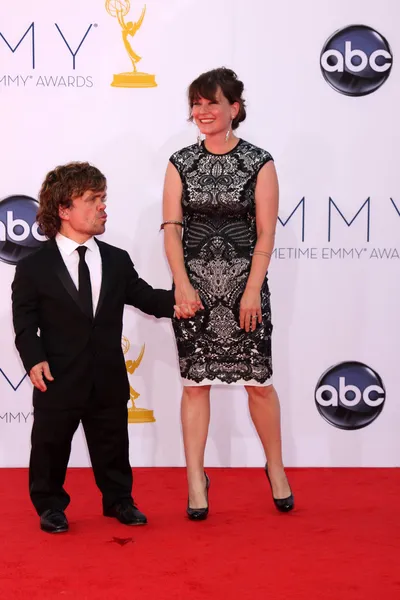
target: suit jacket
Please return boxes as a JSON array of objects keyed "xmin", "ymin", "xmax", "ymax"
[{"xmin": 11, "ymin": 238, "xmax": 174, "ymax": 410}]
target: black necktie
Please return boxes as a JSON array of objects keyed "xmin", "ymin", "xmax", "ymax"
[{"xmin": 76, "ymin": 245, "xmax": 93, "ymax": 318}]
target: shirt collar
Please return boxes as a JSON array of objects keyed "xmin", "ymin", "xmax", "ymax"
[{"xmin": 55, "ymin": 232, "xmax": 97, "ymax": 256}]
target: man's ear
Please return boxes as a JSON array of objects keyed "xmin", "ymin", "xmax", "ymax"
[{"xmin": 59, "ymin": 205, "xmax": 69, "ymax": 221}]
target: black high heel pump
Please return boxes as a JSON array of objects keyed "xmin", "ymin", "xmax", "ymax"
[
  {"xmin": 187, "ymin": 472, "xmax": 210, "ymax": 521},
  {"xmin": 265, "ymin": 463, "xmax": 294, "ymax": 513}
]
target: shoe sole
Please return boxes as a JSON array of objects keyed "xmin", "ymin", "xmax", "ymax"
[
  {"xmin": 40, "ymin": 526, "xmax": 69, "ymax": 533},
  {"xmin": 103, "ymin": 514, "xmax": 147, "ymax": 525}
]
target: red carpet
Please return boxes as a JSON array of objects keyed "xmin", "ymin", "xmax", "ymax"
[{"xmin": 0, "ymin": 468, "xmax": 398, "ymax": 599}]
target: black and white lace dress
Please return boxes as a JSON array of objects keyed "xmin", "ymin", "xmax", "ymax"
[{"xmin": 170, "ymin": 139, "xmax": 274, "ymax": 386}]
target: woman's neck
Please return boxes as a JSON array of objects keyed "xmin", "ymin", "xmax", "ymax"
[{"xmin": 203, "ymin": 132, "xmax": 239, "ymax": 155}]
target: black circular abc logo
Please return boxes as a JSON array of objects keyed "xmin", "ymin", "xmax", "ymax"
[
  {"xmin": 320, "ymin": 25, "xmax": 393, "ymax": 96},
  {"xmin": 0, "ymin": 195, "xmax": 46, "ymax": 265},
  {"xmin": 315, "ymin": 362, "xmax": 385, "ymax": 430}
]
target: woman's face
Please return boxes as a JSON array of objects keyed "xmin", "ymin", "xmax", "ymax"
[{"xmin": 191, "ymin": 87, "xmax": 239, "ymax": 137}]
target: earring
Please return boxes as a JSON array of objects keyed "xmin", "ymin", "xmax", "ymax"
[
  {"xmin": 225, "ymin": 121, "xmax": 232, "ymax": 142},
  {"xmin": 197, "ymin": 128, "xmax": 204, "ymax": 147}
]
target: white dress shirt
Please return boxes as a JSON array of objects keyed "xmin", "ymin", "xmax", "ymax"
[{"xmin": 55, "ymin": 233, "xmax": 102, "ymax": 315}]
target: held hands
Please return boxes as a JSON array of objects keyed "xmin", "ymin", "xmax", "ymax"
[
  {"xmin": 174, "ymin": 281, "xmax": 204, "ymax": 320},
  {"xmin": 29, "ymin": 361, "xmax": 54, "ymax": 392},
  {"xmin": 240, "ymin": 285, "xmax": 262, "ymax": 332}
]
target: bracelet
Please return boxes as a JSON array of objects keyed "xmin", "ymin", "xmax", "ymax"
[
  {"xmin": 160, "ymin": 220, "xmax": 184, "ymax": 230},
  {"xmin": 252, "ymin": 250, "xmax": 272, "ymax": 258}
]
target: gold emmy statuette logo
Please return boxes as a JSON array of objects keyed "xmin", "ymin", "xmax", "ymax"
[
  {"xmin": 122, "ymin": 336, "xmax": 156, "ymax": 423},
  {"xmin": 106, "ymin": 0, "xmax": 157, "ymax": 88}
]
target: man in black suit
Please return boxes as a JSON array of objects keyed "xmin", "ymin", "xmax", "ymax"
[{"xmin": 11, "ymin": 162, "xmax": 193, "ymax": 534}]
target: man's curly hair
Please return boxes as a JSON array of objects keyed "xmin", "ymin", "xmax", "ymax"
[{"xmin": 37, "ymin": 162, "xmax": 106, "ymax": 238}]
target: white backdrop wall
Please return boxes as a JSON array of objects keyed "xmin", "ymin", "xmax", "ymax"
[{"xmin": 0, "ymin": 0, "xmax": 399, "ymax": 467}]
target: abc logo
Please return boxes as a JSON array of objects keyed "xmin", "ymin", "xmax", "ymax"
[
  {"xmin": 0, "ymin": 195, "xmax": 46, "ymax": 265},
  {"xmin": 320, "ymin": 25, "xmax": 393, "ymax": 96},
  {"xmin": 315, "ymin": 361, "xmax": 385, "ymax": 430}
]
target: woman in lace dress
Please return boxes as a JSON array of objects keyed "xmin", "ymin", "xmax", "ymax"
[{"xmin": 162, "ymin": 68, "xmax": 294, "ymax": 519}]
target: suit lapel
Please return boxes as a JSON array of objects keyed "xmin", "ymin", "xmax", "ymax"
[
  {"xmin": 95, "ymin": 239, "xmax": 112, "ymax": 318},
  {"xmin": 46, "ymin": 237, "xmax": 112, "ymax": 319},
  {"xmin": 46, "ymin": 238, "xmax": 83, "ymax": 310}
]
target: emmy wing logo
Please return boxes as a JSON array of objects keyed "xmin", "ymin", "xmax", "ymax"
[
  {"xmin": 106, "ymin": 0, "xmax": 157, "ymax": 88},
  {"xmin": 122, "ymin": 336, "xmax": 156, "ymax": 423}
]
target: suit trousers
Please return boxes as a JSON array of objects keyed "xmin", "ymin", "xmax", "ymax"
[{"xmin": 29, "ymin": 389, "xmax": 133, "ymax": 515}]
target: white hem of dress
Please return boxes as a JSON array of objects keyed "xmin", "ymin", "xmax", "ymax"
[{"xmin": 182, "ymin": 376, "xmax": 273, "ymax": 387}]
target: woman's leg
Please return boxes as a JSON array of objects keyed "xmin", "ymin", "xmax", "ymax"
[
  {"xmin": 181, "ymin": 385, "xmax": 211, "ymax": 508},
  {"xmin": 245, "ymin": 384, "xmax": 291, "ymax": 499}
]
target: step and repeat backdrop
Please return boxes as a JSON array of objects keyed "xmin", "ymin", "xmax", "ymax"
[{"xmin": 0, "ymin": 0, "xmax": 399, "ymax": 467}]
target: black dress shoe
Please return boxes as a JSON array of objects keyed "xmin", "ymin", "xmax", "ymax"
[
  {"xmin": 104, "ymin": 501, "xmax": 147, "ymax": 525},
  {"xmin": 265, "ymin": 463, "xmax": 294, "ymax": 513},
  {"xmin": 40, "ymin": 509, "xmax": 69, "ymax": 533},
  {"xmin": 187, "ymin": 472, "xmax": 210, "ymax": 521}
]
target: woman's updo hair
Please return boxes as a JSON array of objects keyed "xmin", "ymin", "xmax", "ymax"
[{"xmin": 188, "ymin": 67, "xmax": 246, "ymax": 130}]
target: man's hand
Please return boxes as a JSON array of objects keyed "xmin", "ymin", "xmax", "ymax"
[
  {"xmin": 174, "ymin": 303, "xmax": 201, "ymax": 319},
  {"xmin": 174, "ymin": 282, "xmax": 204, "ymax": 319},
  {"xmin": 29, "ymin": 361, "xmax": 54, "ymax": 392}
]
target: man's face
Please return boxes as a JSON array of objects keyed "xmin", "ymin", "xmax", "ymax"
[{"xmin": 60, "ymin": 189, "xmax": 107, "ymax": 238}]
